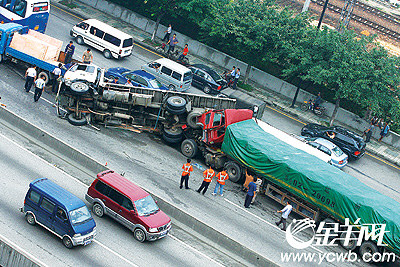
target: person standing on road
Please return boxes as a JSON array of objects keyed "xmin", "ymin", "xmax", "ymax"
[
  {"xmin": 379, "ymin": 122, "xmax": 390, "ymax": 142},
  {"xmin": 363, "ymin": 122, "xmax": 375, "ymax": 143},
  {"xmin": 167, "ymin": 34, "xmax": 178, "ymax": 54},
  {"xmin": 163, "ymin": 24, "xmax": 172, "ymax": 42},
  {"xmin": 276, "ymin": 201, "xmax": 293, "ymax": 231},
  {"xmin": 197, "ymin": 166, "xmax": 215, "ymax": 195},
  {"xmin": 244, "ymin": 177, "xmax": 257, "ymax": 208},
  {"xmin": 212, "ymin": 169, "xmax": 229, "ymax": 196},
  {"xmin": 82, "ymin": 48, "xmax": 93, "ymax": 64},
  {"xmin": 233, "ymin": 68, "xmax": 240, "ymax": 89},
  {"xmin": 64, "ymin": 41, "xmax": 75, "ymax": 64},
  {"xmin": 180, "ymin": 158, "xmax": 193, "ymax": 189},
  {"xmin": 33, "ymin": 74, "xmax": 46, "ymax": 102},
  {"xmin": 178, "ymin": 44, "xmax": 188, "ymax": 62},
  {"xmin": 24, "ymin": 65, "xmax": 37, "ymax": 93},
  {"xmin": 229, "ymin": 66, "xmax": 236, "ymax": 85},
  {"xmin": 251, "ymin": 177, "xmax": 262, "ymax": 204},
  {"xmin": 51, "ymin": 63, "xmax": 62, "ymax": 93}
]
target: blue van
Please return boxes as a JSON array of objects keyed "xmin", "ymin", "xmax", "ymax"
[{"xmin": 21, "ymin": 178, "xmax": 97, "ymax": 248}]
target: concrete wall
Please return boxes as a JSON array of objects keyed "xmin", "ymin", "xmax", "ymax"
[
  {"xmin": 78, "ymin": 0, "xmax": 400, "ymax": 149},
  {"xmin": 0, "ymin": 236, "xmax": 42, "ymax": 267}
]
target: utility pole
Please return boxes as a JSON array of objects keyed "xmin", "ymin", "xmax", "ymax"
[
  {"xmin": 338, "ymin": 0, "xmax": 355, "ymax": 32},
  {"xmin": 317, "ymin": 0, "xmax": 330, "ymax": 29},
  {"xmin": 302, "ymin": 0, "xmax": 311, "ymax": 12}
]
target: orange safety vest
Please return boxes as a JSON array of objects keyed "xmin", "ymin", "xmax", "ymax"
[
  {"xmin": 217, "ymin": 171, "xmax": 229, "ymax": 185},
  {"xmin": 182, "ymin": 163, "xmax": 193, "ymax": 176},
  {"xmin": 203, "ymin": 168, "xmax": 215, "ymax": 182}
]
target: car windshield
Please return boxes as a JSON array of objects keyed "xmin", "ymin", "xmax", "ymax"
[
  {"xmin": 69, "ymin": 206, "xmax": 92, "ymax": 225},
  {"xmin": 134, "ymin": 195, "xmax": 159, "ymax": 217},
  {"xmin": 332, "ymin": 146, "xmax": 344, "ymax": 157},
  {"xmin": 149, "ymin": 79, "xmax": 164, "ymax": 89}
]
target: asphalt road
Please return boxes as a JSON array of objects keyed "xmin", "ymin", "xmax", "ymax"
[{"xmin": 0, "ymin": 4, "xmax": 399, "ymax": 267}]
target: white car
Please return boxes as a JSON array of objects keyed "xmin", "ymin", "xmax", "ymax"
[{"xmin": 63, "ymin": 63, "xmax": 101, "ymax": 85}]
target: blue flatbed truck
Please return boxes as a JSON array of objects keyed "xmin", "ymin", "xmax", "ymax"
[{"xmin": 0, "ymin": 22, "xmax": 67, "ymax": 84}]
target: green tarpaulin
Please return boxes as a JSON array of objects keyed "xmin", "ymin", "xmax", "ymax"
[{"xmin": 222, "ymin": 119, "xmax": 400, "ymax": 255}]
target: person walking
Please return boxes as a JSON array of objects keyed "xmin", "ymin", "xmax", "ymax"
[
  {"xmin": 33, "ymin": 74, "xmax": 46, "ymax": 102},
  {"xmin": 51, "ymin": 63, "xmax": 62, "ymax": 93},
  {"xmin": 163, "ymin": 24, "xmax": 172, "ymax": 42},
  {"xmin": 363, "ymin": 122, "xmax": 375, "ymax": 143},
  {"xmin": 177, "ymin": 44, "xmax": 188, "ymax": 62},
  {"xmin": 244, "ymin": 177, "xmax": 257, "ymax": 208},
  {"xmin": 166, "ymin": 34, "xmax": 178, "ymax": 55},
  {"xmin": 276, "ymin": 201, "xmax": 293, "ymax": 231},
  {"xmin": 64, "ymin": 41, "xmax": 75, "ymax": 64},
  {"xmin": 229, "ymin": 66, "xmax": 236, "ymax": 85},
  {"xmin": 197, "ymin": 166, "xmax": 215, "ymax": 195},
  {"xmin": 180, "ymin": 159, "xmax": 193, "ymax": 189},
  {"xmin": 379, "ymin": 122, "xmax": 390, "ymax": 142},
  {"xmin": 233, "ymin": 68, "xmax": 240, "ymax": 89},
  {"xmin": 24, "ymin": 65, "xmax": 37, "ymax": 92},
  {"xmin": 212, "ymin": 169, "xmax": 229, "ymax": 196},
  {"xmin": 251, "ymin": 177, "xmax": 262, "ymax": 204},
  {"xmin": 82, "ymin": 48, "xmax": 93, "ymax": 64}
]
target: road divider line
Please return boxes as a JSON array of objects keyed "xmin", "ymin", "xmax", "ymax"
[
  {"xmin": 93, "ymin": 240, "xmax": 139, "ymax": 267},
  {"xmin": 169, "ymin": 234, "xmax": 225, "ymax": 267},
  {"xmin": 265, "ymin": 105, "xmax": 306, "ymax": 125},
  {"xmin": 223, "ymin": 198, "xmax": 324, "ymax": 254},
  {"xmin": 51, "ymin": 4, "xmax": 83, "ymax": 20}
]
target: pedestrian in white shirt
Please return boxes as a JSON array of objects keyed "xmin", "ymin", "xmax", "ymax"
[
  {"xmin": 34, "ymin": 75, "xmax": 46, "ymax": 102},
  {"xmin": 275, "ymin": 201, "xmax": 293, "ymax": 231},
  {"xmin": 233, "ymin": 68, "xmax": 240, "ymax": 89},
  {"xmin": 25, "ymin": 65, "xmax": 37, "ymax": 92},
  {"xmin": 163, "ymin": 24, "xmax": 172, "ymax": 41},
  {"xmin": 52, "ymin": 63, "xmax": 62, "ymax": 93},
  {"xmin": 251, "ymin": 177, "xmax": 262, "ymax": 204}
]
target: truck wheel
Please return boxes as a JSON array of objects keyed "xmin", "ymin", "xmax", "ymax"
[
  {"xmin": 63, "ymin": 236, "xmax": 74, "ymax": 249},
  {"xmin": 339, "ymin": 232, "xmax": 357, "ymax": 251},
  {"xmin": 76, "ymin": 35, "xmax": 84, "ymax": 45},
  {"xmin": 360, "ymin": 241, "xmax": 379, "ymax": 261},
  {"xmin": 69, "ymin": 81, "xmax": 89, "ymax": 95},
  {"xmin": 186, "ymin": 111, "xmax": 203, "ymax": 129},
  {"xmin": 181, "ymin": 139, "xmax": 198, "ymax": 158},
  {"xmin": 162, "ymin": 134, "xmax": 182, "ymax": 143},
  {"xmin": 67, "ymin": 113, "xmax": 88, "ymax": 126},
  {"xmin": 163, "ymin": 127, "xmax": 183, "ymax": 138},
  {"xmin": 38, "ymin": 71, "xmax": 50, "ymax": 85},
  {"xmin": 103, "ymin": 49, "xmax": 112, "ymax": 59},
  {"xmin": 166, "ymin": 105, "xmax": 186, "ymax": 115},
  {"xmin": 320, "ymin": 218, "xmax": 337, "ymax": 239},
  {"xmin": 134, "ymin": 228, "xmax": 146, "ymax": 243},
  {"xmin": 225, "ymin": 161, "xmax": 243, "ymax": 183},
  {"xmin": 167, "ymin": 96, "xmax": 186, "ymax": 110}
]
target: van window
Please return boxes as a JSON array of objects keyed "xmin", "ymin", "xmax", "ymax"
[
  {"xmin": 171, "ymin": 71, "xmax": 182, "ymax": 81},
  {"xmin": 56, "ymin": 207, "xmax": 67, "ymax": 221},
  {"xmin": 77, "ymin": 22, "xmax": 89, "ymax": 30},
  {"xmin": 104, "ymin": 33, "xmax": 121, "ymax": 47},
  {"xmin": 90, "ymin": 27, "xmax": 104, "ymax": 39},
  {"xmin": 40, "ymin": 198, "xmax": 55, "ymax": 214},
  {"xmin": 121, "ymin": 197, "xmax": 134, "ymax": 210},
  {"xmin": 123, "ymin": 38, "xmax": 133, "ymax": 48},
  {"xmin": 183, "ymin": 71, "xmax": 193, "ymax": 82},
  {"xmin": 28, "ymin": 190, "xmax": 41, "ymax": 204},
  {"xmin": 108, "ymin": 188, "xmax": 124, "ymax": 204},
  {"xmin": 134, "ymin": 76, "xmax": 147, "ymax": 87},
  {"xmin": 161, "ymin": 66, "xmax": 172, "ymax": 76},
  {"xmin": 95, "ymin": 180, "xmax": 111, "ymax": 196}
]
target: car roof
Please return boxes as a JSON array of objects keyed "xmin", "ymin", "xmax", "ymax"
[
  {"xmin": 153, "ymin": 58, "xmax": 191, "ymax": 73},
  {"xmin": 81, "ymin": 19, "xmax": 132, "ymax": 40},
  {"xmin": 312, "ymin": 138, "xmax": 337, "ymax": 149},
  {"xmin": 97, "ymin": 170, "xmax": 149, "ymax": 201},
  {"xmin": 132, "ymin": 70, "xmax": 156, "ymax": 79},
  {"xmin": 192, "ymin": 64, "xmax": 212, "ymax": 72},
  {"xmin": 30, "ymin": 178, "xmax": 85, "ymax": 212}
]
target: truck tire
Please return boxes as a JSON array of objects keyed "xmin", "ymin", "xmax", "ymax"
[
  {"xmin": 76, "ymin": 35, "xmax": 84, "ymax": 45},
  {"xmin": 162, "ymin": 134, "xmax": 182, "ymax": 144},
  {"xmin": 67, "ymin": 113, "xmax": 88, "ymax": 126},
  {"xmin": 38, "ymin": 71, "xmax": 49, "ymax": 85},
  {"xmin": 225, "ymin": 161, "xmax": 243, "ymax": 183},
  {"xmin": 186, "ymin": 111, "xmax": 203, "ymax": 129},
  {"xmin": 167, "ymin": 96, "xmax": 186, "ymax": 110},
  {"xmin": 339, "ymin": 232, "xmax": 357, "ymax": 251},
  {"xmin": 69, "ymin": 81, "xmax": 89, "ymax": 95},
  {"xmin": 163, "ymin": 127, "xmax": 183, "ymax": 138},
  {"xmin": 181, "ymin": 139, "xmax": 198, "ymax": 158},
  {"xmin": 320, "ymin": 218, "xmax": 337, "ymax": 239},
  {"xmin": 166, "ymin": 105, "xmax": 186, "ymax": 115},
  {"xmin": 359, "ymin": 241, "xmax": 379, "ymax": 261}
]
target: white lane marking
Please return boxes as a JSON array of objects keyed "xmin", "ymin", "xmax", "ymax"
[
  {"xmin": 223, "ymin": 198, "xmax": 324, "ymax": 253},
  {"xmin": 0, "ymin": 233, "xmax": 48, "ymax": 267},
  {"xmin": 169, "ymin": 234, "xmax": 225, "ymax": 267},
  {"xmin": 93, "ymin": 240, "xmax": 139, "ymax": 267}
]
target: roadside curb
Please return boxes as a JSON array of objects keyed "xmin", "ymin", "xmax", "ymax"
[{"xmin": 0, "ymin": 106, "xmax": 276, "ymax": 267}]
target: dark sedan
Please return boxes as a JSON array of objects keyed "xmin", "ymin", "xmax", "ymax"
[
  {"xmin": 105, "ymin": 67, "xmax": 168, "ymax": 90},
  {"xmin": 301, "ymin": 123, "xmax": 366, "ymax": 161},
  {"xmin": 189, "ymin": 64, "xmax": 227, "ymax": 94}
]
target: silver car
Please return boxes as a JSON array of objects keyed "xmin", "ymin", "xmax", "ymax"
[{"xmin": 304, "ymin": 137, "xmax": 348, "ymax": 169}]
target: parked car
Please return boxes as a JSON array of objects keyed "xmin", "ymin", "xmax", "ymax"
[
  {"xmin": 105, "ymin": 68, "xmax": 168, "ymax": 90},
  {"xmin": 301, "ymin": 137, "xmax": 348, "ymax": 169},
  {"xmin": 189, "ymin": 64, "xmax": 227, "ymax": 94},
  {"xmin": 301, "ymin": 123, "xmax": 366, "ymax": 160},
  {"xmin": 86, "ymin": 170, "xmax": 171, "ymax": 242},
  {"xmin": 21, "ymin": 178, "xmax": 97, "ymax": 249}
]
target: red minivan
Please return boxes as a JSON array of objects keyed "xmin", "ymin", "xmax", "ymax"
[{"xmin": 86, "ymin": 170, "xmax": 171, "ymax": 242}]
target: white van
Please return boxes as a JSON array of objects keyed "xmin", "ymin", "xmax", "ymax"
[
  {"xmin": 70, "ymin": 19, "xmax": 133, "ymax": 59},
  {"xmin": 142, "ymin": 58, "xmax": 192, "ymax": 91}
]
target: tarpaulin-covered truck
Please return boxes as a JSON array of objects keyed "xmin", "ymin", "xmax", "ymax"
[{"xmin": 221, "ymin": 119, "xmax": 400, "ymax": 260}]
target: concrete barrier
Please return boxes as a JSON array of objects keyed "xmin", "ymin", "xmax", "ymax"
[
  {"xmin": 0, "ymin": 106, "xmax": 276, "ymax": 267},
  {"xmin": 0, "ymin": 234, "xmax": 44, "ymax": 267}
]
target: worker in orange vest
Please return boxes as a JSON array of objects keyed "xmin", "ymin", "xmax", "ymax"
[
  {"xmin": 212, "ymin": 169, "xmax": 229, "ymax": 196},
  {"xmin": 180, "ymin": 158, "xmax": 193, "ymax": 189},
  {"xmin": 196, "ymin": 165, "xmax": 215, "ymax": 195}
]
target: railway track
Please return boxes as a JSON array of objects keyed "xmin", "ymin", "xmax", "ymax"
[
  {"xmin": 354, "ymin": 1, "xmax": 400, "ymax": 26},
  {"xmin": 312, "ymin": 0, "xmax": 400, "ymax": 41}
]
